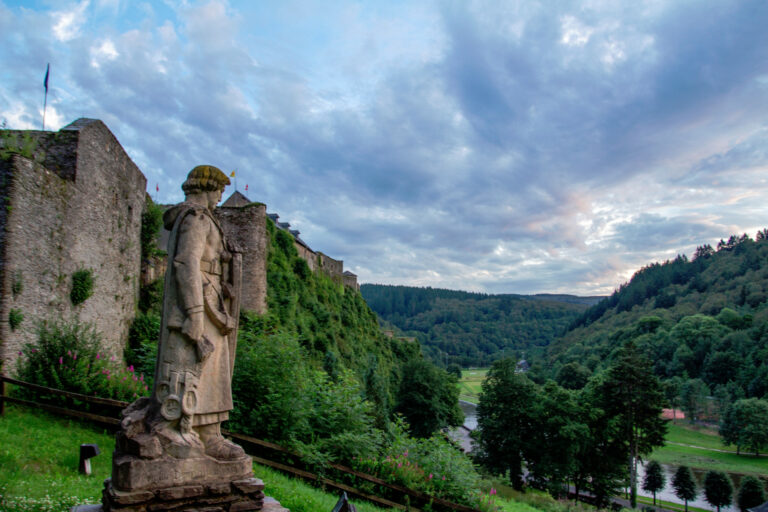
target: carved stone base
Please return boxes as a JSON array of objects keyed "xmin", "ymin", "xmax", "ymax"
[
  {"xmin": 112, "ymin": 453, "xmax": 254, "ymax": 492},
  {"xmin": 101, "ymin": 475, "xmax": 268, "ymax": 512}
]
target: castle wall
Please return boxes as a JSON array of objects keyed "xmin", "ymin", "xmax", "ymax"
[
  {"xmin": 295, "ymin": 242, "xmax": 317, "ymax": 272},
  {"xmin": 0, "ymin": 120, "xmax": 145, "ymax": 370},
  {"xmin": 317, "ymin": 252, "xmax": 343, "ymax": 282},
  {"xmin": 216, "ymin": 203, "xmax": 268, "ymax": 314}
]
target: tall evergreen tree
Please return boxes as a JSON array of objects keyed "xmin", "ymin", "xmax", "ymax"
[
  {"xmin": 704, "ymin": 471, "xmax": 734, "ymax": 512},
  {"xmin": 642, "ymin": 460, "xmax": 666, "ymax": 506},
  {"xmin": 738, "ymin": 476, "xmax": 766, "ymax": 512},
  {"xmin": 598, "ymin": 340, "xmax": 668, "ymax": 508},
  {"xmin": 672, "ymin": 466, "xmax": 697, "ymax": 512},
  {"xmin": 476, "ymin": 358, "xmax": 538, "ymax": 490}
]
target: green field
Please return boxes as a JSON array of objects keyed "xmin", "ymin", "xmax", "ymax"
[
  {"xmin": 648, "ymin": 420, "xmax": 768, "ymax": 476},
  {"xmin": 458, "ymin": 367, "xmax": 487, "ymax": 402}
]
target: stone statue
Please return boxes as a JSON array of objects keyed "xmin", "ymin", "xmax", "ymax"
[
  {"xmin": 106, "ymin": 166, "xmax": 260, "ymax": 507},
  {"xmin": 152, "ymin": 164, "xmax": 243, "ymax": 460}
]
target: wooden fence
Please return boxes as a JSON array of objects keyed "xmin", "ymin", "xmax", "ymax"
[{"xmin": 0, "ymin": 376, "xmax": 479, "ymax": 512}]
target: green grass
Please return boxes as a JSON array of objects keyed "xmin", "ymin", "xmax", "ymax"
[
  {"xmin": 459, "ymin": 367, "xmax": 488, "ymax": 403},
  {"xmin": 252, "ymin": 463, "xmax": 387, "ymax": 512},
  {"xmin": 665, "ymin": 421, "xmax": 737, "ymax": 451},
  {"xmin": 0, "ymin": 405, "xmax": 115, "ymax": 511},
  {"xmin": 0, "ymin": 404, "xmax": 544, "ymax": 512},
  {"xmin": 650, "ymin": 442, "xmax": 768, "ymax": 475},
  {"xmin": 648, "ymin": 420, "xmax": 768, "ymax": 476},
  {"xmin": 635, "ymin": 494, "xmax": 710, "ymax": 512}
]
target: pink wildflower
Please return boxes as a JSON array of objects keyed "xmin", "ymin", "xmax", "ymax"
[
  {"xmin": 490, "ymin": 488, "xmax": 497, "ymax": 495},
  {"xmin": 140, "ymin": 374, "xmax": 144, "ymax": 382},
  {"xmin": 59, "ymin": 356, "xmax": 63, "ymax": 365},
  {"xmin": 144, "ymin": 385, "xmax": 149, "ymax": 391},
  {"xmin": 111, "ymin": 355, "xmax": 115, "ymax": 361},
  {"xmin": 397, "ymin": 462, "xmax": 402, "ymax": 468},
  {"xmin": 73, "ymin": 352, "xmax": 77, "ymax": 360},
  {"xmin": 96, "ymin": 353, "xmax": 100, "ymax": 360},
  {"xmin": 18, "ymin": 351, "xmax": 22, "ymax": 356},
  {"xmin": 442, "ymin": 476, "xmax": 445, "ymax": 481},
  {"xmin": 428, "ymin": 473, "xmax": 433, "ymax": 480},
  {"xmin": 128, "ymin": 365, "xmax": 134, "ymax": 373}
]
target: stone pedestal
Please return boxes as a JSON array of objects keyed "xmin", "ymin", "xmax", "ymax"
[{"xmin": 102, "ymin": 475, "xmax": 266, "ymax": 512}]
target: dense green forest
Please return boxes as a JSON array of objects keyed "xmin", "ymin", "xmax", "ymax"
[
  {"xmin": 361, "ymin": 284, "xmax": 599, "ymax": 367},
  {"xmin": 546, "ymin": 230, "xmax": 768, "ymax": 404}
]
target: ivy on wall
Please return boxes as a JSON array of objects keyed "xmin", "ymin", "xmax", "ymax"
[{"xmin": 70, "ymin": 269, "xmax": 94, "ymax": 305}]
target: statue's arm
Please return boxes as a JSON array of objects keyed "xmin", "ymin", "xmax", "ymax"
[{"xmin": 173, "ymin": 210, "xmax": 207, "ymax": 343}]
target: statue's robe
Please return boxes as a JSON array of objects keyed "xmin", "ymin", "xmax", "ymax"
[{"xmin": 153, "ymin": 202, "xmax": 240, "ymax": 427}]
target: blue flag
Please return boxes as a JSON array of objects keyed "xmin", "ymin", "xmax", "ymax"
[{"xmin": 44, "ymin": 63, "xmax": 49, "ymax": 92}]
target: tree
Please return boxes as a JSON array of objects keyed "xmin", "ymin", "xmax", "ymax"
[
  {"xmin": 395, "ymin": 359, "xmax": 463, "ymax": 438},
  {"xmin": 642, "ymin": 460, "xmax": 666, "ymax": 506},
  {"xmin": 672, "ymin": 466, "xmax": 697, "ymax": 512},
  {"xmin": 720, "ymin": 398, "xmax": 768, "ymax": 456},
  {"xmin": 556, "ymin": 362, "xmax": 591, "ymax": 390},
  {"xmin": 598, "ymin": 341, "xmax": 668, "ymax": 508},
  {"xmin": 664, "ymin": 376, "xmax": 684, "ymax": 421},
  {"xmin": 681, "ymin": 378, "xmax": 710, "ymax": 423},
  {"xmin": 446, "ymin": 363, "xmax": 462, "ymax": 379},
  {"xmin": 704, "ymin": 471, "xmax": 734, "ymax": 512},
  {"xmin": 476, "ymin": 358, "xmax": 539, "ymax": 490},
  {"xmin": 525, "ymin": 381, "xmax": 588, "ymax": 497},
  {"xmin": 738, "ymin": 476, "xmax": 766, "ymax": 512}
]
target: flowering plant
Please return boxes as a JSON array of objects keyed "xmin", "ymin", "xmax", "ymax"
[{"xmin": 15, "ymin": 320, "xmax": 149, "ymax": 404}]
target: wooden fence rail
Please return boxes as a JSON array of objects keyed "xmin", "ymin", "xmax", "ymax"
[{"xmin": 0, "ymin": 375, "xmax": 480, "ymax": 512}]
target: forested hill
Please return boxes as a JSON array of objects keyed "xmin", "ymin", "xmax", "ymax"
[
  {"xmin": 360, "ymin": 284, "xmax": 597, "ymax": 367},
  {"xmin": 546, "ymin": 230, "xmax": 768, "ymax": 400}
]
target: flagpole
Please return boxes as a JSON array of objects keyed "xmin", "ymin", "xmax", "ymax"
[{"xmin": 42, "ymin": 63, "xmax": 50, "ymax": 130}]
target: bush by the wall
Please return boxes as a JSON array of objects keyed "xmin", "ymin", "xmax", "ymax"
[
  {"xmin": 9, "ymin": 308, "xmax": 23, "ymax": 331},
  {"xmin": 15, "ymin": 320, "xmax": 149, "ymax": 404},
  {"xmin": 70, "ymin": 269, "xmax": 94, "ymax": 306}
]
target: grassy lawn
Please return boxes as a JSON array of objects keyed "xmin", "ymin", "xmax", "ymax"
[
  {"xmin": 650, "ymin": 421, "xmax": 768, "ymax": 476},
  {"xmin": 0, "ymin": 405, "xmax": 387, "ymax": 512},
  {"xmin": 459, "ymin": 367, "xmax": 488, "ymax": 403},
  {"xmin": 665, "ymin": 421, "xmax": 737, "ymax": 451},
  {"xmin": 0, "ymin": 403, "xmax": 545, "ymax": 512}
]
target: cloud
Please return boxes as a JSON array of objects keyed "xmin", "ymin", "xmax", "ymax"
[
  {"xmin": 53, "ymin": 0, "xmax": 91, "ymax": 42},
  {"xmin": 1, "ymin": 0, "xmax": 767, "ymax": 295}
]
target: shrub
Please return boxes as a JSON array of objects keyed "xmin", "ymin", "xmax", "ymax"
[
  {"xmin": 354, "ymin": 418, "xmax": 484, "ymax": 507},
  {"xmin": 125, "ymin": 312, "xmax": 160, "ymax": 386},
  {"xmin": 139, "ymin": 279, "xmax": 163, "ymax": 315},
  {"xmin": 141, "ymin": 198, "xmax": 166, "ymax": 260},
  {"xmin": 14, "ymin": 320, "xmax": 149, "ymax": 404},
  {"xmin": 70, "ymin": 269, "xmax": 94, "ymax": 305},
  {"xmin": 9, "ymin": 308, "xmax": 23, "ymax": 331}
]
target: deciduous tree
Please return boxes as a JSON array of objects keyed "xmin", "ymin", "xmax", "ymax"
[
  {"xmin": 476, "ymin": 358, "xmax": 538, "ymax": 490},
  {"xmin": 395, "ymin": 359, "xmax": 463, "ymax": 438}
]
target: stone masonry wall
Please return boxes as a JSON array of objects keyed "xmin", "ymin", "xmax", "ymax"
[
  {"xmin": 317, "ymin": 252, "xmax": 343, "ymax": 282},
  {"xmin": 216, "ymin": 203, "xmax": 268, "ymax": 314},
  {"xmin": 0, "ymin": 120, "xmax": 146, "ymax": 370}
]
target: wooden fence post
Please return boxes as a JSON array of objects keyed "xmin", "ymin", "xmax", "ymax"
[{"xmin": 1, "ymin": 375, "xmax": 6, "ymax": 417}]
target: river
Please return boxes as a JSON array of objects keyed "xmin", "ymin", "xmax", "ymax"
[{"xmin": 453, "ymin": 400, "xmax": 745, "ymax": 511}]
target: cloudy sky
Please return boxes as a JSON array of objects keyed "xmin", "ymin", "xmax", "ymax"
[{"xmin": 2, "ymin": 1, "xmax": 768, "ymax": 295}]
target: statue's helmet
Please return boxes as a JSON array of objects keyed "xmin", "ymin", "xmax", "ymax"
[{"xmin": 181, "ymin": 165, "xmax": 231, "ymax": 195}]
